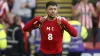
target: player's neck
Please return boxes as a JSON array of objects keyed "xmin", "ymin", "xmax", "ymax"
[{"xmin": 47, "ymin": 16, "xmax": 56, "ymax": 20}]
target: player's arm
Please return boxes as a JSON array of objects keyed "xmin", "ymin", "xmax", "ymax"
[
  {"xmin": 4, "ymin": 1, "xmax": 11, "ymax": 20},
  {"xmin": 23, "ymin": 16, "xmax": 41, "ymax": 32},
  {"xmin": 96, "ymin": 1, "xmax": 100, "ymax": 12},
  {"xmin": 73, "ymin": 3, "xmax": 81, "ymax": 16},
  {"xmin": 4, "ymin": 1, "xmax": 9, "ymax": 15},
  {"xmin": 61, "ymin": 18, "xmax": 77, "ymax": 37},
  {"xmin": 89, "ymin": 3, "xmax": 97, "ymax": 17},
  {"xmin": 0, "ymin": 2, "xmax": 10, "ymax": 31}
]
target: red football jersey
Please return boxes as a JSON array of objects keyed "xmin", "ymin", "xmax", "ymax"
[
  {"xmin": 40, "ymin": 18, "xmax": 64, "ymax": 54},
  {"xmin": 23, "ymin": 16, "xmax": 77, "ymax": 54}
]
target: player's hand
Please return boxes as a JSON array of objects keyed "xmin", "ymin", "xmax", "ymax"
[
  {"xmin": 40, "ymin": 16, "xmax": 47, "ymax": 23},
  {"xmin": 89, "ymin": 3, "xmax": 94, "ymax": 12}
]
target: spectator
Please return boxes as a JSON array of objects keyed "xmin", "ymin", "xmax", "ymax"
[
  {"xmin": 11, "ymin": 0, "xmax": 36, "ymax": 23},
  {"xmin": 0, "ymin": 0, "xmax": 11, "ymax": 55},
  {"xmin": 0, "ymin": 0, "xmax": 11, "ymax": 31},
  {"xmin": 73, "ymin": 0, "xmax": 97, "ymax": 41},
  {"xmin": 6, "ymin": 15, "xmax": 25, "ymax": 56},
  {"xmin": 0, "ymin": 23, "xmax": 7, "ymax": 56},
  {"xmin": 63, "ymin": 17, "xmax": 88, "ymax": 56},
  {"xmin": 96, "ymin": 0, "xmax": 100, "ymax": 42},
  {"xmin": 7, "ymin": 0, "xmax": 14, "ymax": 12}
]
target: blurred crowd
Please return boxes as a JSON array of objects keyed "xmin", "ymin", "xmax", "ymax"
[
  {"xmin": 0, "ymin": 0, "xmax": 36, "ymax": 56},
  {"xmin": 72, "ymin": 0, "xmax": 100, "ymax": 42},
  {"xmin": 0, "ymin": 0, "xmax": 100, "ymax": 56}
]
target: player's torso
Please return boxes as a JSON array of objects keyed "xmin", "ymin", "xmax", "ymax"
[
  {"xmin": 40, "ymin": 18, "xmax": 63, "ymax": 41},
  {"xmin": 40, "ymin": 18, "xmax": 63, "ymax": 51}
]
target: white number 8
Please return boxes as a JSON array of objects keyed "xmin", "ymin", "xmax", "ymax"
[{"xmin": 48, "ymin": 33, "xmax": 53, "ymax": 40}]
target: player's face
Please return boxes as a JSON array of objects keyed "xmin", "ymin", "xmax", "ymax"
[{"xmin": 46, "ymin": 5, "xmax": 58, "ymax": 18}]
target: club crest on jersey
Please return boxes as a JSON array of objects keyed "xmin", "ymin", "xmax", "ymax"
[{"xmin": 46, "ymin": 27, "xmax": 54, "ymax": 31}]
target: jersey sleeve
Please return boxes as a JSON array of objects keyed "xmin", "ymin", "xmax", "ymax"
[
  {"xmin": 61, "ymin": 18, "xmax": 77, "ymax": 37},
  {"xmin": 3, "ymin": 2, "xmax": 9, "ymax": 13},
  {"xmin": 23, "ymin": 16, "xmax": 41, "ymax": 31}
]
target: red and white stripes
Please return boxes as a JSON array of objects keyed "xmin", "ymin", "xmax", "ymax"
[
  {"xmin": 0, "ymin": 0, "xmax": 9, "ymax": 17},
  {"xmin": 75, "ymin": 3, "xmax": 94, "ymax": 29}
]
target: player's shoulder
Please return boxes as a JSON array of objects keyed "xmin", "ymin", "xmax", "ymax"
[
  {"xmin": 39, "ymin": 16, "xmax": 47, "ymax": 23},
  {"xmin": 32, "ymin": 16, "xmax": 42, "ymax": 21},
  {"xmin": 57, "ymin": 16, "xmax": 66, "ymax": 21},
  {"xmin": 57, "ymin": 16, "xmax": 67, "ymax": 24},
  {"xmin": 34, "ymin": 16, "xmax": 41, "ymax": 19}
]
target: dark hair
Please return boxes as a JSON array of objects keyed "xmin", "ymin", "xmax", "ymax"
[
  {"xmin": 13, "ymin": 15, "xmax": 21, "ymax": 24},
  {"xmin": 46, "ymin": 1, "xmax": 58, "ymax": 8}
]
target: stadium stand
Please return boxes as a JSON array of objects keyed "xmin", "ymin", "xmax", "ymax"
[{"xmin": 36, "ymin": 0, "xmax": 72, "ymax": 18}]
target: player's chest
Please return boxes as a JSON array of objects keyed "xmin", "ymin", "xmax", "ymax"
[{"xmin": 40, "ymin": 19, "xmax": 61, "ymax": 32}]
